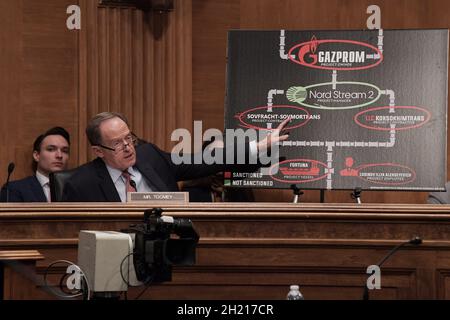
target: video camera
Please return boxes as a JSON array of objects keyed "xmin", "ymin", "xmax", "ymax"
[{"xmin": 130, "ymin": 208, "xmax": 199, "ymax": 283}]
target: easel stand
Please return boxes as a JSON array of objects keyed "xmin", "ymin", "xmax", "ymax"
[
  {"xmin": 351, "ymin": 187, "xmax": 362, "ymax": 204},
  {"xmin": 290, "ymin": 184, "xmax": 304, "ymax": 203},
  {"xmin": 290, "ymin": 186, "xmax": 326, "ymax": 203}
]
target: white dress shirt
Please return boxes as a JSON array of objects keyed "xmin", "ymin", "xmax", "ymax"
[
  {"xmin": 35, "ymin": 170, "xmax": 51, "ymax": 202},
  {"xmin": 105, "ymin": 164, "xmax": 153, "ymax": 203}
]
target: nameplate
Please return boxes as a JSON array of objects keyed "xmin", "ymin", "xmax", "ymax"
[{"xmin": 127, "ymin": 192, "xmax": 189, "ymax": 203}]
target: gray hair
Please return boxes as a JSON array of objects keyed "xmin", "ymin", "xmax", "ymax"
[{"xmin": 86, "ymin": 112, "xmax": 130, "ymax": 146}]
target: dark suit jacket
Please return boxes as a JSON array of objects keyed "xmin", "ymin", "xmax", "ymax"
[
  {"xmin": 62, "ymin": 142, "xmax": 253, "ymax": 202},
  {"xmin": 0, "ymin": 175, "xmax": 47, "ymax": 202},
  {"xmin": 428, "ymin": 181, "xmax": 450, "ymax": 204}
]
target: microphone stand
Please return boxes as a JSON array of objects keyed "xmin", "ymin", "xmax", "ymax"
[
  {"xmin": 362, "ymin": 236, "xmax": 422, "ymax": 300},
  {"xmin": 5, "ymin": 162, "xmax": 15, "ymax": 203},
  {"xmin": 351, "ymin": 187, "xmax": 362, "ymax": 204},
  {"xmin": 290, "ymin": 184, "xmax": 303, "ymax": 203}
]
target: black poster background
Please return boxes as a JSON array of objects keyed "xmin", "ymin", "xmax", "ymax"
[{"xmin": 224, "ymin": 29, "xmax": 448, "ymax": 191}]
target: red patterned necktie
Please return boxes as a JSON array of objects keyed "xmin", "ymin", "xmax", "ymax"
[{"xmin": 122, "ymin": 170, "xmax": 137, "ymax": 193}]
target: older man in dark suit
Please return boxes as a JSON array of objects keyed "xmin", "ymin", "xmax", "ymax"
[{"xmin": 62, "ymin": 112, "xmax": 289, "ymax": 202}]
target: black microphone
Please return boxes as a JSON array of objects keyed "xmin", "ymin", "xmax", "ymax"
[
  {"xmin": 5, "ymin": 162, "xmax": 15, "ymax": 202},
  {"xmin": 363, "ymin": 236, "xmax": 422, "ymax": 300}
]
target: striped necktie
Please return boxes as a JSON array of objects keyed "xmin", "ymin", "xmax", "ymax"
[
  {"xmin": 122, "ymin": 170, "xmax": 137, "ymax": 193},
  {"xmin": 44, "ymin": 182, "xmax": 51, "ymax": 202}
]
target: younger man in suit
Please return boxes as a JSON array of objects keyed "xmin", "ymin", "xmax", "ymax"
[{"xmin": 0, "ymin": 127, "xmax": 71, "ymax": 202}]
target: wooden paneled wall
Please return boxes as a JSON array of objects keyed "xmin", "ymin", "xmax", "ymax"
[
  {"xmin": 1, "ymin": 0, "xmax": 450, "ymax": 204},
  {"xmin": 0, "ymin": 0, "xmax": 79, "ymax": 181},
  {"xmin": 0, "ymin": 0, "xmax": 191, "ymax": 181},
  {"xmin": 78, "ymin": 0, "xmax": 192, "ymax": 163}
]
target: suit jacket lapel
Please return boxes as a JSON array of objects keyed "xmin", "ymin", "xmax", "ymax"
[
  {"xmin": 93, "ymin": 158, "xmax": 122, "ymax": 202},
  {"xmin": 136, "ymin": 161, "xmax": 169, "ymax": 191},
  {"xmin": 30, "ymin": 176, "xmax": 47, "ymax": 202},
  {"xmin": 135, "ymin": 148, "xmax": 169, "ymax": 192}
]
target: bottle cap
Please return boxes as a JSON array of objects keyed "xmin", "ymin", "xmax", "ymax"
[{"xmin": 290, "ymin": 285, "xmax": 299, "ymax": 290}]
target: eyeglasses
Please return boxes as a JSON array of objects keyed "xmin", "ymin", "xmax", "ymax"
[{"xmin": 97, "ymin": 133, "xmax": 138, "ymax": 153}]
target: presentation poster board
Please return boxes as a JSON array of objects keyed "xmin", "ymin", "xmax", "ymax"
[{"xmin": 224, "ymin": 29, "xmax": 448, "ymax": 191}]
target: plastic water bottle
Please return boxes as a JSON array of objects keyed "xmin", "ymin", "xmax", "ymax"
[{"xmin": 287, "ymin": 285, "xmax": 304, "ymax": 300}]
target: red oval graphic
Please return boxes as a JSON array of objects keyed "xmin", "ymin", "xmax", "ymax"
[
  {"xmin": 269, "ymin": 159, "xmax": 329, "ymax": 184},
  {"xmin": 235, "ymin": 105, "xmax": 311, "ymax": 131},
  {"xmin": 357, "ymin": 163, "xmax": 416, "ymax": 185},
  {"xmin": 288, "ymin": 39, "xmax": 383, "ymax": 71},
  {"xmin": 354, "ymin": 106, "xmax": 431, "ymax": 131}
]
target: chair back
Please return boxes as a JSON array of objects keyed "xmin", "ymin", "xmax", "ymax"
[{"xmin": 49, "ymin": 169, "xmax": 76, "ymax": 202}]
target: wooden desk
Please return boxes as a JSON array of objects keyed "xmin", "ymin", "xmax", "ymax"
[
  {"xmin": 0, "ymin": 250, "xmax": 44, "ymax": 300},
  {"xmin": 1, "ymin": 203, "xmax": 450, "ymax": 299}
]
